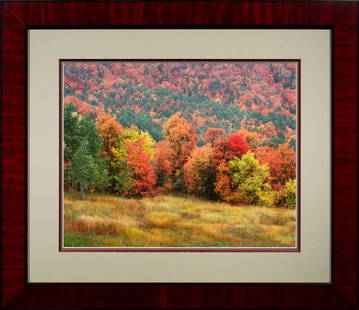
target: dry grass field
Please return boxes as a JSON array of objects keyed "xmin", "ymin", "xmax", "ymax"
[{"xmin": 64, "ymin": 193, "xmax": 296, "ymax": 248}]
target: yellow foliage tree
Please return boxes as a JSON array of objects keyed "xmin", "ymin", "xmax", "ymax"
[
  {"xmin": 122, "ymin": 125, "xmax": 155, "ymax": 158},
  {"xmin": 110, "ymin": 126, "xmax": 156, "ymax": 194}
]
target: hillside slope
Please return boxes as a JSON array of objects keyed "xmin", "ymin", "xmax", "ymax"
[{"xmin": 64, "ymin": 62, "xmax": 297, "ymax": 147}]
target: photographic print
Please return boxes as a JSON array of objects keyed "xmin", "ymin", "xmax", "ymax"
[{"xmin": 61, "ymin": 61, "xmax": 299, "ymax": 249}]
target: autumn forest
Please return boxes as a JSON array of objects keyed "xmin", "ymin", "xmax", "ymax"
[{"xmin": 63, "ymin": 62, "xmax": 298, "ymax": 248}]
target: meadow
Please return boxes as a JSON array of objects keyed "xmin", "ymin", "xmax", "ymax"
[{"xmin": 64, "ymin": 193, "xmax": 296, "ymax": 248}]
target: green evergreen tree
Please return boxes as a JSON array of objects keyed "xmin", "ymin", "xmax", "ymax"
[
  {"xmin": 67, "ymin": 140, "xmax": 109, "ymax": 199},
  {"xmin": 64, "ymin": 104, "xmax": 109, "ymax": 195},
  {"xmin": 64, "ymin": 104, "xmax": 80, "ymax": 163}
]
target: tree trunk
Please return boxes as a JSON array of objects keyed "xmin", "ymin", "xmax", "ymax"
[{"xmin": 80, "ymin": 185, "xmax": 84, "ymax": 200}]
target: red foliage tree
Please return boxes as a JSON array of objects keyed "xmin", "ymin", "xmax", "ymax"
[
  {"xmin": 126, "ymin": 140, "xmax": 156, "ymax": 196},
  {"xmin": 153, "ymin": 141, "xmax": 174, "ymax": 191},
  {"xmin": 213, "ymin": 133, "xmax": 248, "ymax": 163}
]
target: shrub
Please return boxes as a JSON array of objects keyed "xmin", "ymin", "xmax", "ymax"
[
  {"xmin": 258, "ymin": 190, "xmax": 276, "ymax": 207},
  {"xmin": 273, "ymin": 178, "xmax": 296, "ymax": 208},
  {"xmin": 284, "ymin": 178, "xmax": 296, "ymax": 208}
]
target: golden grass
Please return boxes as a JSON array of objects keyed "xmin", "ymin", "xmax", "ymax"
[
  {"xmin": 64, "ymin": 193, "xmax": 296, "ymax": 248},
  {"xmin": 144, "ymin": 211, "xmax": 179, "ymax": 228}
]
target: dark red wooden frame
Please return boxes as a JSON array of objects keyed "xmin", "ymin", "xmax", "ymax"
[{"xmin": 1, "ymin": 1, "xmax": 357, "ymax": 309}]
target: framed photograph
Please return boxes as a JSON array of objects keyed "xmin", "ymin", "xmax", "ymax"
[
  {"xmin": 60, "ymin": 59, "xmax": 300, "ymax": 252},
  {"xmin": 2, "ymin": 1, "xmax": 357, "ymax": 309}
]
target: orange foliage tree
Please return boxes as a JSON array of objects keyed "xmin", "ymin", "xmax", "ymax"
[
  {"xmin": 214, "ymin": 161, "xmax": 239, "ymax": 203},
  {"xmin": 96, "ymin": 113, "xmax": 123, "ymax": 157},
  {"xmin": 163, "ymin": 113, "xmax": 198, "ymax": 170},
  {"xmin": 237, "ymin": 129, "xmax": 263, "ymax": 150},
  {"xmin": 96, "ymin": 113, "xmax": 124, "ymax": 188},
  {"xmin": 183, "ymin": 145, "xmax": 215, "ymax": 198},
  {"xmin": 162, "ymin": 114, "xmax": 198, "ymax": 190},
  {"xmin": 254, "ymin": 143, "xmax": 296, "ymax": 190}
]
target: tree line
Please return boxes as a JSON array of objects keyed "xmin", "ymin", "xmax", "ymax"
[{"xmin": 64, "ymin": 103, "xmax": 296, "ymax": 208}]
